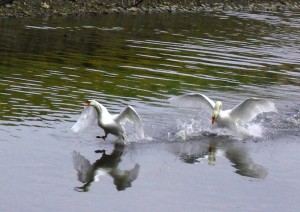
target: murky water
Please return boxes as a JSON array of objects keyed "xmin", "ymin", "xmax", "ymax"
[{"xmin": 0, "ymin": 11, "xmax": 300, "ymax": 211}]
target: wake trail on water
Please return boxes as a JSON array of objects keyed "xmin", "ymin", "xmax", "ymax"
[{"xmin": 168, "ymin": 118, "xmax": 265, "ymax": 142}]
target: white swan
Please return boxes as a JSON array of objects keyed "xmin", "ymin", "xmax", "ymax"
[
  {"xmin": 72, "ymin": 100, "xmax": 145, "ymax": 141},
  {"xmin": 169, "ymin": 93, "xmax": 277, "ymax": 130}
]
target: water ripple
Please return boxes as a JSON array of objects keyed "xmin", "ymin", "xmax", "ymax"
[{"xmin": 0, "ymin": 12, "xmax": 299, "ymax": 134}]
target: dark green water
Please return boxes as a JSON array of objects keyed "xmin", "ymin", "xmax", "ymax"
[{"xmin": 0, "ymin": 11, "xmax": 300, "ymax": 211}]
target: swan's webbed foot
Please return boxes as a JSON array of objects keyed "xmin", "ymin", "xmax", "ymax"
[
  {"xmin": 95, "ymin": 149, "xmax": 106, "ymax": 154},
  {"xmin": 96, "ymin": 135, "xmax": 107, "ymax": 140}
]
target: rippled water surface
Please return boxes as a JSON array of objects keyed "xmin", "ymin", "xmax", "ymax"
[{"xmin": 1, "ymin": 11, "xmax": 300, "ymax": 211}]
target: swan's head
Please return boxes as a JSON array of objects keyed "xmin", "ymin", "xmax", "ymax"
[
  {"xmin": 84, "ymin": 100, "xmax": 105, "ymax": 115},
  {"xmin": 212, "ymin": 101, "xmax": 222, "ymax": 124},
  {"xmin": 84, "ymin": 100, "xmax": 98, "ymax": 107},
  {"xmin": 84, "ymin": 100, "xmax": 103, "ymax": 111}
]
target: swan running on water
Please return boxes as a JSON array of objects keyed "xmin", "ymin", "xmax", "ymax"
[
  {"xmin": 72, "ymin": 100, "xmax": 145, "ymax": 141},
  {"xmin": 169, "ymin": 93, "xmax": 277, "ymax": 131}
]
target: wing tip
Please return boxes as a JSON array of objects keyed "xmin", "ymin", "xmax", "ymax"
[
  {"xmin": 71, "ymin": 124, "xmax": 80, "ymax": 133},
  {"xmin": 169, "ymin": 92, "xmax": 215, "ymax": 109},
  {"xmin": 271, "ymin": 103, "xmax": 278, "ymax": 113},
  {"xmin": 134, "ymin": 123, "xmax": 145, "ymax": 140},
  {"xmin": 266, "ymin": 99, "xmax": 277, "ymax": 113}
]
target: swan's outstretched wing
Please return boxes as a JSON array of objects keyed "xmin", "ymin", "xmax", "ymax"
[
  {"xmin": 114, "ymin": 106, "xmax": 145, "ymax": 139},
  {"xmin": 71, "ymin": 106, "xmax": 98, "ymax": 133},
  {"xmin": 229, "ymin": 98, "xmax": 277, "ymax": 123},
  {"xmin": 72, "ymin": 151, "xmax": 93, "ymax": 183},
  {"xmin": 169, "ymin": 93, "xmax": 215, "ymax": 109}
]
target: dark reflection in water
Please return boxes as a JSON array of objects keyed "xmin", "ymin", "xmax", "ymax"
[
  {"xmin": 171, "ymin": 137, "xmax": 268, "ymax": 179},
  {"xmin": 72, "ymin": 143, "xmax": 140, "ymax": 192}
]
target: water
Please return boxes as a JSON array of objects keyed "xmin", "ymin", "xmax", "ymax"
[{"xmin": 0, "ymin": 11, "xmax": 300, "ymax": 211}]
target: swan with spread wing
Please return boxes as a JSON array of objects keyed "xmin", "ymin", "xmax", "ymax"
[
  {"xmin": 169, "ymin": 93, "xmax": 277, "ymax": 130},
  {"xmin": 72, "ymin": 100, "xmax": 145, "ymax": 141}
]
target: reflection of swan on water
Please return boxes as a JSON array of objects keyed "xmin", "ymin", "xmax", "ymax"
[
  {"xmin": 72, "ymin": 143, "xmax": 140, "ymax": 192},
  {"xmin": 71, "ymin": 100, "xmax": 145, "ymax": 143},
  {"xmin": 224, "ymin": 145, "xmax": 268, "ymax": 179},
  {"xmin": 169, "ymin": 93, "xmax": 276, "ymax": 133},
  {"xmin": 170, "ymin": 139, "xmax": 268, "ymax": 179}
]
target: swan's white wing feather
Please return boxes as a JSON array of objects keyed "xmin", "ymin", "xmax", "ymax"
[
  {"xmin": 169, "ymin": 93, "xmax": 215, "ymax": 109},
  {"xmin": 229, "ymin": 98, "xmax": 277, "ymax": 123},
  {"xmin": 72, "ymin": 151, "xmax": 92, "ymax": 183},
  {"xmin": 71, "ymin": 106, "xmax": 98, "ymax": 133},
  {"xmin": 114, "ymin": 106, "xmax": 145, "ymax": 139}
]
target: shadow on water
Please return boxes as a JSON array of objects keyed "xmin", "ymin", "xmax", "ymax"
[
  {"xmin": 169, "ymin": 136, "xmax": 268, "ymax": 179},
  {"xmin": 72, "ymin": 143, "xmax": 140, "ymax": 192}
]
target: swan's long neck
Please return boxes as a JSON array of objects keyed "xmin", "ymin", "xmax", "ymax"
[
  {"xmin": 213, "ymin": 101, "xmax": 222, "ymax": 116},
  {"xmin": 212, "ymin": 101, "xmax": 222, "ymax": 124},
  {"xmin": 92, "ymin": 102, "xmax": 108, "ymax": 124}
]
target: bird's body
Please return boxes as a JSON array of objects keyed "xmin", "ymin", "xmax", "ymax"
[
  {"xmin": 214, "ymin": 109, "xmax": 235, "ymax": 128},
  {"xmin": 72, "ymin": 100, "xmax": 145, "ymax": 142},
  {"xmin": 169, "ymin": 93, "xmax": 277, "ymax": 131},
  {"xmin": 93, "ymin": 103, "xmax": 125, "ymax": 138}
]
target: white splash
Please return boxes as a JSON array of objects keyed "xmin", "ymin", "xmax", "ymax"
[{"xmin": 173, "ymin": 119, "xmax": 264, "ymax": 141}]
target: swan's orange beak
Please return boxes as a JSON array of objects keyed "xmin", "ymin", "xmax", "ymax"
[
  {"xmin": 212, "ymin": 116, "xmax": 216, "ymax": 124},
  {"xmin": 83, "ymin": 101, "xmax": 90, "ymax": 106}
]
